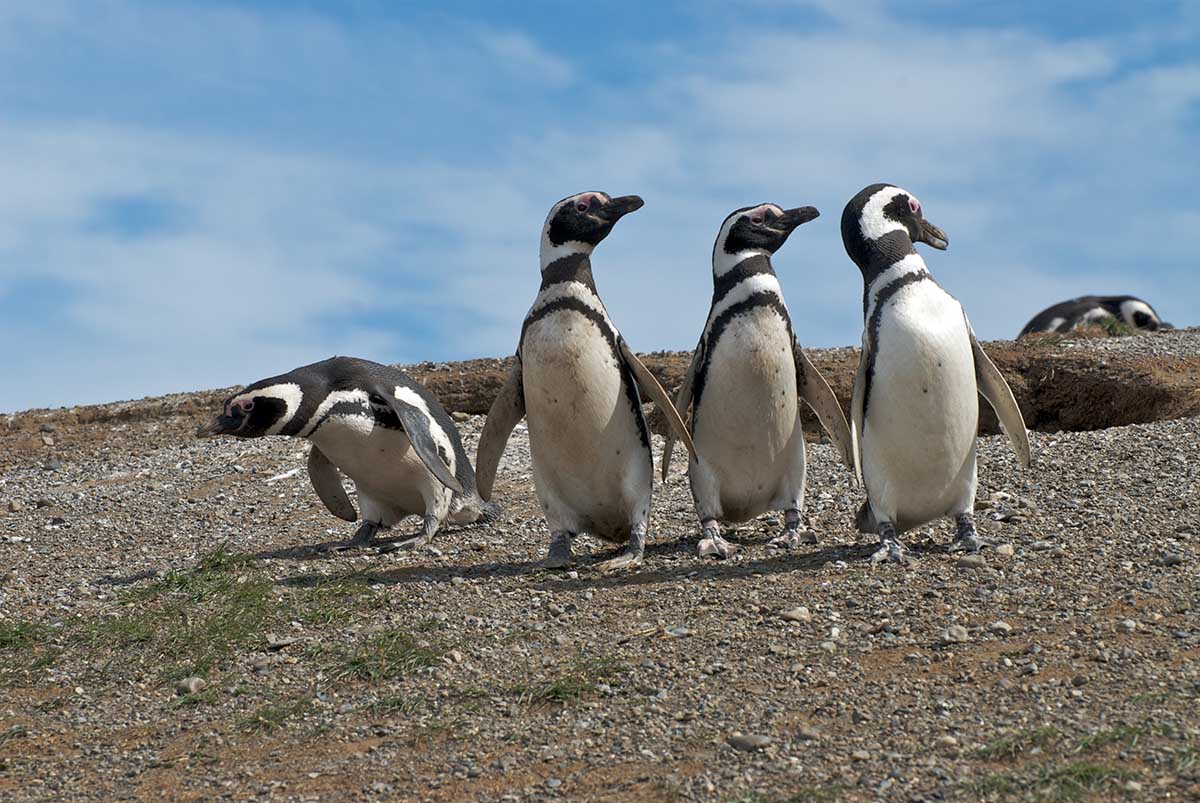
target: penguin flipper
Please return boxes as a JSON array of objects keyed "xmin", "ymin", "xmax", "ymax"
[
  {"xmin": 475, "ymin": 359, "xmax": 525, "ymax": 501},
  {"xmin": 849, "ymin": 334, "xmax": 868, "ymax": 486},
  {"xmin": 618, "ymin": 340, "xmax": 697, "ymax": 462},
  {"xmin": 660, "ymin": 345, "xmax": 700, "ymax": 481},
  {"xmin": 794, "ymin": 342, "xmax": 856, "ymax": 479},
  {"xmin": 307, "ymin": 445, "xmax": 357, "ymax": 522},
  {"xmin": 967, "ymin": 322, "xmax": 1032, "ymax": 468},
  {"xmin": 372, "ymin": 384, "xmax": 465, "ymax": 494}
]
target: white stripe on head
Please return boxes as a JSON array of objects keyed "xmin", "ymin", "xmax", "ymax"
[
  {"xmin": 712, "ymin": 204, "xmax": 783, "ymax": 276},
  {"xmin": 707, "ymin": 272, "xmax": 785, "ymax": 326},
  {"xmin": 858, "ymin": 185, "xmax": 911, "ymax": 242},
  {"xmin": 1119, "ymin": 299, "xmax": 1156, "ymax": 328},
  {"xmin": 299, "ymin": 388, "xmax": 369, "ymax": 437},
  {"xmin": 393, "ymin": 386, "xmax": 456, "ymax": 474},
  {"xmin": 234, "ymin": 382, "xmax": 303, "ymax": 436},
  {"xmin": 540, "ymin": 192, "xmax": 610, "ymax": 269}
]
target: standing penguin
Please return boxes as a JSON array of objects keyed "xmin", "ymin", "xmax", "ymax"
[
  {"xmin": 197, "ymin": 357, "xmax": 494, "ymax": 551},
  {"xmin": 841, "ymin": 184, "xmax": 1031, "ymax": 563},
  {"xmin": 475, "ymin": 192, "xmax": 697, "ymax": 571},
  {"xmin": 661, "ymin": 203, "xmax": 855, "ymax": 558}
]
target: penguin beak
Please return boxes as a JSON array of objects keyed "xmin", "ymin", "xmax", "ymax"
[
  {"xmin": 599, "ymin": 195, "xmax": 644, "ymax": 222},
  {"xmin": 196, "ymin": 413, "xmax": 242, "ymax": 438},
  {"xmin": 773, "ymin": 206, "xmax": 820, "ymax": 233},
  {"xmin": 917, "ymin": 218, "xmax": 949, "ymax": 250}
]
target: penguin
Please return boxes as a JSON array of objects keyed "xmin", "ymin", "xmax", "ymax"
[
  {"xmin": 474, "ymin": 191, "xmax": 697, "ymax": 571},
  {"xmin": 196, "ymin": 356, "xmax": 494, "ymax": 552},
  {"xmin": 660, "ymin": 203, "xmax": 856, "ymax": 558},
  {"xmin": 1018, "ymin": 295, "xmax": 1173, "ymax": 337},
  {"xmin": 841, "ymin": 183, "xmax": 1032, "ymax": 563}
]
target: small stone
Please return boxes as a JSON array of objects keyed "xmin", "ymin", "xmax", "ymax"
[
  {"xmin": 1071, "ymin": 675, "xmax": 1088, "ymax": 687},
  {"xmin": 956, "ymin": 554, "xmax": 986, "ymax": 570},
  {"xmin": 1119, "ymin": 619, "xmax": 1137, "ymax": 633},
  {"xmin": 781, "ymin": 606, "xmax": 812, "ymax": 623},
  {"xmin": 1049, "ymin": 546, "xmax": 1066, "ymax": 558},
  {"xmin": 851, "ymin": 709, "xmax": 871, "ymax": 724},
  {"xmin": 1124, "ymin": 780, "xmax": 1142, "ymax": 793},
  {"xmin": 819, "ymin": 640, "xmax": 836, "ymax": 652},
  {"xmin": 665, "ymin": 626, "xmax": 689, "ymax": 638},
  {"xmin": 989, "ymin": 621, "xmax": 1013, "ymax": 636},
  {"xmin": 450, "ymin": 576, "xmax": 466, "ymax": 586},
  {"xmin": 797, "ymin": 726, "xmax": 821, "ymax": 741},
  {"xmin": 175, "ymin": 677, "xmax": 206, "ymax": 696},
  {"xmin": 451, "ymin": 411, "xmax": 470, "ymax": 423},
  {"xmin": 1031, "ymin": 540, "xmax": 1054, "ymax": 551},
  {"xmin": 851, "ymin": 749, "xmax": 870, "ymax": 761},
  {"xmin": 43, "ymin": 459, "xmax": 63, "ymax": 471},
  {"xmin": 728, "ymin": 733, "xmax": 772, "ymax": 752},
  {"xmin": 545, "ymin": 778, "xmax": 562, "ymax": 789},
  {"xmin": 41, "ymin": 435, "xmax": 55, "ymax": 447},
  {"xmin": 1020, "ymin": 662, "xmax": 1039, "ymax": 676},
  {"xmin": 39, "ymin": 423, "xmax": 56, "ymax": 433},
  {"xmin": 7, "ymin": 500, "xmax": 24, "ymax": 513},
  {"xmin": 941, "ymin": 625, "xmax": 970, "ymax": 644},
  {"xmin": 936, "ymin": 735, "xmax": 959, "ymax": 752},
  {"xmin": 1156, "ymin": 553, "xmax": 1184, "ymax": 567},
  {"xmin": 995, "ymin": 543, "xmax": 1015, "ymax": 557},
  {"xmin": 266, "ymin": 635, "xmax": 299, "ymax": 650}
]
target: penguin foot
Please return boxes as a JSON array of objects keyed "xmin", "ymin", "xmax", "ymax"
[
  {"xmin": 768, "ymin": 528, "xmax": 818, "ymax": 550},
  {"xmin": 378, "ymin": 534, "xmax": 430, "ymax": 554},
  {"xmin": 948, "ymin": 533, "xmax": 993, "ymax": 554},
  {"xmin": 697, "ymin": 534, "xmax": 739, "ymax": 559},
  {"xmin": 595, "ymin": 546, "xmax": 643, "ymax": 573},
  {"xmin": 322, "ymin": 521, "xmax": 382, "ymax": 553},
  {"xmin": 542, "ymin": 531, "xmax": 575, "ymax": 569},
  {"xmin": 869, "ymin": 536, "xmax": 911, "ymax": 565}
]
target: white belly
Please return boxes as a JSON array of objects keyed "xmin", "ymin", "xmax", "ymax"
[
  {"xmin": 692, "ymin": 308, "xmax": 803, "ymax": 521},
  {"xmin": 863, "ymin": 286, "xmax": 978, "ymax": 527},
  {"xmin": 521, "ymin": 310, "xmax": 651, "ymax": 540},
  {"xmin": 309, "ymin": 415, "xmax": 443, "ymax": 523}
]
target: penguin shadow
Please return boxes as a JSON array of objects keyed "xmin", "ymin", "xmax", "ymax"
[
  {"xmin": 248, "ymin": 527, "xmax": 474, "ymax": 563},
  {"xmin": 277, "ymin": 555, "xmax": 544, "ymax": 591}
]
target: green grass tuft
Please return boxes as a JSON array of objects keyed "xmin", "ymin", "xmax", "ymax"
[
  {"xmin": 975, "ymin": 724, "xmax": 1062, "ymax": 761},
  {"xmin": 330, "ymin": 628, "xmax": 443, "ymax": 682},
  {"xmin": 239, "ymin": 698, "xmax": 312, "ymax": 733}
]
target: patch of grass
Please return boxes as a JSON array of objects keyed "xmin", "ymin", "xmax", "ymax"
[
  {"xmin": 239, "ymin": 698, "xmax": 312, "ymax": 733},
  {"xmin": 515, "ymin": 656, "xmax": 626, "ymax": 705},
  {"xmin": 289, "ymin": 572, "xmax": 386, "ymax": 626},
  {"xmin": 368, "ymin": 695, "xmax": 424, "ymax": 716},
  {"xmin": 0, "ymin": 620, "xmax": 59, "ymax": 688},
  {"xmin": 975, "ymin": 725, "xmax": 1063, "ymax": 761},
  {"xmin": 1093, "ymin": 318, "xmax": 1134, "ymax": 337},
  {"xmin": 973, "ymin": 762, "xmax": 1136, "ymax": 802},
  {"xmin": 0, "ymin": 724, "xmax": 29, "ymax": 748},
  {"xmin": 1075, "ymin": 724, "xmax": 1145, "ymax": 753},
  {"xmin": 329, "ymin": 628, "xmax": 443, "ymax": 682},
  {"xmin": 78, "ymin": 547, "xmax": 275, "ymax": 684}
]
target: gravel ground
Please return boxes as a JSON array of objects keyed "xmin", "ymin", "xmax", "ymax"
[{"xmin": 2, "ymin": 338, "xmax": 1199, "ymax": 802}]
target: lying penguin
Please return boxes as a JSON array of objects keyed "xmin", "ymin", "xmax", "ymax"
[
  {"xmin": 197, "ymin": 356, "xmax": 495, "ymax": 551},
  {"xmin": 475, "ymin": 191, "xmax": 697, "ymax": 571},
  {"xmin": 1019, "ymin": 295, "xmax": 1173, "ymax": 337},
  {"xmin": 841, "ymin": 183, "xmax": 1031, "ymax": 563},
  {"xmin": 662, "ymin": 202, "xmax": 855, "ymax": 558}
]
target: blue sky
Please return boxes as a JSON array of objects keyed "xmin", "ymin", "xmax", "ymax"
[{"xmin": 1, "ymin": 1, "xmax": 1198, "ymax": 412}]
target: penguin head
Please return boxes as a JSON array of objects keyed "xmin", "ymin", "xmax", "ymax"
[
  {"xmin": 714, "ymin": 204, "xmax": 820, "ymax": 269},
  {"xmin": 1111, "ymin": 296, "xmax": 1171, "ymax": 331},
  {"xmin": 540, "ymin": 192, "xmax": 644, "ymax": 264},
  {"xmin": 841, "ymin": 183, "xmax": 949, "ymax": 270},
  {"xmin": 197, "ymin": 378, "xmax": 304, "ymax": 439}
]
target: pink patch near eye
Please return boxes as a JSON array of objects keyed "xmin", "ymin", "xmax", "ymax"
[{"xmin": 909, "ymin": 198, "xmax": 920, "ymax": 214}]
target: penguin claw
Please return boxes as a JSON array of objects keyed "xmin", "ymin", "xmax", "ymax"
[
  {"xmin": 697, "ymin": 535, "xmax": 738, "ymax": 559},
  {"xmin": 768, "ymin": 529, "xmax": 818, "ymax": 550},
  {"xmin": 378, "ymin": 534, "xmax": 429, "ymax": 554},
  {"xmin": 949, "ymin": 534, "xmax": 992, "ymax": 554},
  {"xmin": 594, "ymin": 549, "xmax": 643, "ymax": 572},
  {"xmin": 869, "ymin": 537, "xmax": 911, "ymax": 565}
]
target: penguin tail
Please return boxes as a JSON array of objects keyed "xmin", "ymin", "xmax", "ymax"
[{"xmin": 855, "ymin": 501, "xmax": 876, "ymax": 534}]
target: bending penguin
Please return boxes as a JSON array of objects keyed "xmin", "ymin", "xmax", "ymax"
[
  {"xmin": 661, "ymin": 203, "xmax": 855, "ymax": 558},
  {"xmin": 841, "ymin": 184, "xmax": 1031, "ymax": 563},
  {"xmin": 475, "ymin": 191, "xmax": 697, "ymax": 571},
  {"xmin": 197, "ymin": 357, "xmax": 495, "ymax": 552},
  {"xmin": 1018, "ymin": 295, "xmax": 1172, "ymax": 337}
]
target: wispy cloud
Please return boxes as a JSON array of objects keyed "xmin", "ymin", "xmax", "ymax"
[{"xmin": 0, "ymin": 0, "xmax": 1197, "ymax": 411}]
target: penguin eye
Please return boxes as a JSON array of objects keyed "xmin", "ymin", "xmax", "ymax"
[
  {"xmin": 575, "ymin": 201, "xmax": 588, "ymax": 212},
  {"xmin": 909, "ymin": 198, "xmax": 920, "ymax": 215},
  {"xmin": 750, "ymin": 214, "xmax": 764, "ymax": 225},
  {"xmin": 240, "ymin": 399, "xmax": 255, "ymax": 412}
]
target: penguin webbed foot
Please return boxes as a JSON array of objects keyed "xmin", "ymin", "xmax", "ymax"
[
  {"xmin": 541, "ymin": 531, "xmax": 576, "ymax": 570},
  {"xmin": 595, "ymin": 524, "xmax": 646, "ymax": 572},
  {"xmin": 949, "ymin": 512, "xmax": 992, "ymax": 554},
  {"xmin": 697, "ymin": 520, "xmax": 738, "ymax": 559},
  {"xmin": 768, "ymin": 509, "xmax": 817, "ymax": 550},
  {"xmin": 869, "ymin": 522, "xmax": 913, "ymax": 565},
  {"xmin": 321, "ymin": 521, "xmax": 383, "ymax": 553},
  {"xmin": 377, "ymin": 515, "xmax": 441, "ymax": 555}
]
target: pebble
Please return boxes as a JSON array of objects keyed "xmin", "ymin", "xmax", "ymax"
[
  {"xmin": 941, "ymin": 625, "xmax": 970, "ymax": 644},
  {"xmin": 39, "ymin": 423, "xmax": 56, "ymax": 433},
  {"xmin": 989, "ymin": 621, "xmax": 1013, "ymax": 636},
  {"xmin": 451, "ymin": 411, "xmax": 470, "ymax": 423},
  {"xmin": 956, "ymin": 554, "xmax": 986, "ymax": 570},
  {"xmin": 450, "ymin": 576, "xmax": 466, "ymax": 586},
  {"xmin": 781, "ymin": 606, "xmax": 812, "ymax": 623},
  {"xmin": 1124, "ymin": 780, "xmax": 1142, "ymax": 793},
  {"xmin": 1119, "ymin": 619, "xmax": 1137, "ymax": 633},
  {"xmin": 7, "ymin": 500, "xmax": 24, "ymax": 513},
  {"xmin": 851, "ymin": 749, "xmax": 870, "ymax": 761},
  {"xmin": 995, "ymin": 543, "xmax": 1015, "ymax": 557},
  {"xmin": 935, "ymin": 735, "xmax": 959, "ymax": 752},
  {"xmin": 175, "ymin": 677, "xmax": 206, "ymax": 696},
  {"xmin": 1071, "ymin": 675, "xmax": 1088, "ymax": 687},
  {"xmin": 1031, "ymin": 540, "xmax": 1053, "ymax": 551},
  {"xmin": 797, "ymin": 726, "xmax": 821, "ymax": 741},
  {"xmin": 1156, "ymin": 552, "xmax": 1184, "ymax": 567},
  {"xmin": 728, "ymin": 733, "xmax": 772, "ymax": 752},
  {"xmin": 1020, "ymin": 662, "xmax": 1039, "ymax": 676},
  {"xmin": 545, "ymin": 778, "xmax": 562, "ymax": 789}
]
